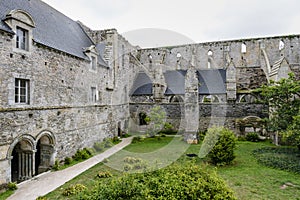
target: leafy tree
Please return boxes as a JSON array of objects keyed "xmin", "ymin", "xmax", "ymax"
[
  {"xmin": 145, "ymin": 106, "xmax": 166, "ymax": 137},
  {"xmin": 256, "ymin": 73, "xmax": 300, "ymax": 132},
  {"xmin": 283, "ymin": 112, "xmax": 300, "ymax": 150}
]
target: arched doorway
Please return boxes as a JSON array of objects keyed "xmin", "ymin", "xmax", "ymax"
[
  {"xmin": 10, "ymin": 139, "xmax": 34, "ymax": 183},
  {"xmin": 35, "ymin": 133, "xmax": 55, "ymax": 175}
]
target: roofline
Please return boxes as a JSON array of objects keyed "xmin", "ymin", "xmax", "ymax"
[{"xmin": 139, "ymin": 33, "xmax": 300, "ymax": 50}]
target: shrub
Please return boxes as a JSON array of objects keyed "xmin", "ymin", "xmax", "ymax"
[
  {"xmin": 84, "ymin": 163, "xmax": 236, "ymax": 200},
  {"xmin": 103, "ymin": 139, "xmax": 114, "ymax": 148},
  {"xmin": 201, "ymin": 126, "xmax": 236, "ymax": 166},
  {"xmin": 246, "ymin": 132, "xmax": 260, "ymax": 142},
  {"xmin": 52, "ymin": 160, "xmax": 60, "ymax": 171},
  {"xmin": 123, "ymin": 157, "xmax": 147, "ymax": 172},
  {"xmin": 36, "ymin": 196, "xmax": 48, "ymax": 200},
  {"xmin": 73, "ymin": 149, "xmax": 92, "ymax": 161},
  {"xmin": 62, "ymin": 184, "xmax": 86, "ymax": 196},
  {"xmin": 96, "ymin": 171, "xmax": 112, "ymax": 178},
  {"xmin": 93, "ymin": 142, "xmax": 104, "ymax": 152},
  {"xmin": 111, "ymin": 136, "xmax": 121, "ymax": 144},
  {"xmin": 131, "ymin": 136, "xmax": 143, "ymax": 143},
  {"xmin": 7, "ymin": 182, "xmax": 17, "ymax": 191},
  {"xmin": 121, "ymin": 133, "xmax": 131, "ymax": 138},
  {"xmin": 198, "ymin": 130, "xmax": 207, "ymax": 141},
  {"xmin": 64, "ymin": 157, "xmax": 72, "ymax": 165}
]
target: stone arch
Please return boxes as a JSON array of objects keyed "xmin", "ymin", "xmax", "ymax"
[
  {"xmin": 7, "ymin": 134, "xmax": 35, "ymax": 183},
  {"xmin": 202, "ymin": 95, "xmax": 220, "ymax": 103},
  {"xmin": 236, "ymin": 116, "xmax": 264, "ymax": 135},
  {"xmin": 35, "ymin": 131, "xmax": 56, "ymax": 175},
  {"xmin": 6, "ymin": 9, "xmax": 35, "ymax": 27},
  {"xmin": 169, "ymin": 95, "xmax": 184, "ymax": 103},
  {"xmin": 238, "ymin": 94, "xmax": 259, "ymax": 103}
]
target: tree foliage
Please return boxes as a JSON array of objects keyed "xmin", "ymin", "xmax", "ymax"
[
  {"xmin": 256, "ymin": 73, "xmax": 300, "ymax": 132},
  {"xmin": 145, "ymin": 106, "xmax": 166, "ymax": 137}
]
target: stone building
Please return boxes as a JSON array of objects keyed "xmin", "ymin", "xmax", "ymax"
[{"xmin": 0, "ymin": 0, "xmax": 299, "ymax": 185}]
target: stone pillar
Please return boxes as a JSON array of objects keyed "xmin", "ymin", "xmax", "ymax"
[
  {"xmin": 184, "ymin": 67, "xmax": 199, "ymax": 143},
  {"xmin": 226, "ymin": 61, "xmax": 237, "ymax": 101}
]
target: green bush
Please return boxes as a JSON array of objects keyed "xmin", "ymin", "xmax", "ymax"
[
  {"xmin": 198, "ymin": 130, "xmax": 207, "ymax": 141},
  {"xmin": 96, "ymin": 171, "xmax": 112, "ymax": 178},
  {"xmin": 64, "ymin": 157, "xmax": 72, "ymax": 165},
  {"xmin": 62, "ymin": 184, "xmax": 86, "ymax": 196},
  {"xmin": 36, "ymin": 196, "xmax": 48, "ymax": 200},
  {"xmin": 111, "ymin": 136, "xmax": 121, "ymax": 144},
  {"xmin": 103, "ymin": 139, "xmax": 114, "ymax": 148},
  {"xmin": 73, "ymin": 149, "xmax": 92, "ymax": 161},
  {"xmin": 52, "ymin": 160, "xmax": 60, "ymax": 171},
  {"xmin": 121, "ymin": 133, "xmax": 131, "ymax": 138},
  {"xmin": 7, "ymin": 182, "xmax": 17, "ymax": 191},
  {"xmin": 82, "ymin": 163, "xmax": 236, "ymax": 200},
  {"xmin": 93, "ymin": 142, "xmax": 104, "ymax": 152},
  {"xmin": 246, "ymin": 132, "xmax": 260, "ymax": 142},
  {"xmin": 202, "ymin": 127, "xmax": 236, "ymax": 166},
  {"xmin": 131, "ymin": 136, "xmax": 143, "ymax": 143}
]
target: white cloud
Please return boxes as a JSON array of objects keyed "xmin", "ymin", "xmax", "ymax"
[{"xmin": 43, "ymin": 0, "xmax": 300, "ymax": 47}]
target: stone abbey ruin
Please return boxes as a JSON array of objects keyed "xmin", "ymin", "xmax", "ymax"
[{"xmin": 0, "ymin": 0, "xmax": 299, "ymax": 185}]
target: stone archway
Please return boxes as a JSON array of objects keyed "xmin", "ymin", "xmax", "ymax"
[
  {"xmin": 35, "ymin": 131, "xmax": 56, "ymax": 175},
  {"xmin": 9, "ymin": 136, "xmax": 35, "ymax": 183}
]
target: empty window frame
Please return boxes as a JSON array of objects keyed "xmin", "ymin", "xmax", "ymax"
[
  {"xmin": 91, "ymin": 56, "xmax": 97, "ymax": 70},
  {"xmin": 279, "ymin": 40, "xmax": 285, "ymax": 51},
  {"xmin": 15, "ymin": 78, "xmax": 30, "ymax": 104},
  {"xmin": 91, "ymin": 87, "xmax": 97, "ymax": 102},
  {"xmin": 16, "ymin": 27, "xmax": 29, "ymax": 51},
  {"xmin": 241, "ymin": 43, "xmax": 247, "ymax": 53}
]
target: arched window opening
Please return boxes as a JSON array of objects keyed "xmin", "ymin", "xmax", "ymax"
[
  {"xmin": 208, "ymin": 50, "xmax": 213, "ymax": 56},
  {"xmin": 239, "ymin": 94, "xmax": 258, "ymax": 103},
  {"xmin": 279, "ymin": 40, "xmax": 285, "ymax": 51},
  {"xmin": 241, "ymin": 43, "xmax": 247, "ymax": 53},
  {"xmin": 202, "ymin": 95, "xmax": 220, "ymax": 103},
  {"xmin": 139, "ymin": 112, "xmax": 148, "ymax": 126}
]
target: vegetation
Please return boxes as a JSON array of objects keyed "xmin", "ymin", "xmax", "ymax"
[
  {"xmin": 200, "ymin": 127, "xmax": 236, "ymax": 166},
  {"xmin": 145, "ymin": 106, "xmax": 167, "ymax": 137},
  {"xmin": 256, "ymin": 73, "xmax": 300, "ymax": 146},
  {"xmin": 44, "ymin": 137, "xmax": 300, "ymax": 200},
  {"xmin": 252, "ymin": 146, "xmax": 300, "ymax": 173},
  {"xmin": 245, "ymin": 132, "xmax": 260, "ymax": 142},
  {"xmin": 81, "ymin": 163, "xmax": 236, "ymax": 200}
]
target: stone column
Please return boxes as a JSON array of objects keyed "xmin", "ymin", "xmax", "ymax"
[{"xmin": 184, "ymin": 67, "xmax": 199, "ymax": 143}]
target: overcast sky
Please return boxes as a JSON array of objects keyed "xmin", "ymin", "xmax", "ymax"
[{"xmin": 43, "ymin": 0, "xmax": 300, "ymax": 48}]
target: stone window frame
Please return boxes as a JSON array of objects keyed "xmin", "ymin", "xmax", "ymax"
[
  {"xmin": 241, "ymin": 43, "xmax": 247, "ymax": 54},
  {"xmin": 90, "ymin": 86, "xmax": 98, "ymax": 103},
  {"xmin": 16, "ymin": 26, "xmax": 29, "ymax": 51},
  {"xmin": 91, "ymin": 56, "xmax": 97, "ymax": 71},
  {"xmin": 4, "ymin": 10, "xmax": 35, "ymax": 54},
  {"xmin": 15, "ymin": 78, "xmax": 30, "ymax": 104}
]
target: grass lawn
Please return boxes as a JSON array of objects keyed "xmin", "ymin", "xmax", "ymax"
[{"xmin": 44, "ymin": 136, "xmax": 300, "ymax": 200}]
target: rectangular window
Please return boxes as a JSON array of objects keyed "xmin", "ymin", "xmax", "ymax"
[
  {"xmin": 91, "ymin": 87, "xmax": 97, "ymax": 102},
  {"xmin": 15, "ymin": 78, "xmax": 30, "ymax": 104},
  {"xmin": 91, "ymin": 56, "xmax": 97, "ymax": 70},
  {"xmin": 16, "ymin": 27, "xmax": 29, "ymax": 51}
]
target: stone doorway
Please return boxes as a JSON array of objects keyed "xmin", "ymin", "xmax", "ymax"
[
  {"xmin": 10, "ymin": 140, "xmax": 34, "ymax": 183},
  {"xmin": 35, "ymin": 135, "xmax": 55, "ymax": 175}
]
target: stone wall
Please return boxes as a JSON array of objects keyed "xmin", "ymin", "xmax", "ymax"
[{"xmin": 129, "ymin": 103, "xmax": 268, "ymax": 134}]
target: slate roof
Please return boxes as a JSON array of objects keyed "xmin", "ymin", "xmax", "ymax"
[
  {"xmin": 0, "ymin": 0, "xmax": 99, "ymax": 60},
  {"xmin": 164, "ymin": 70, "xmax": 187, "ymax": 95},
  {"xmin": 197, "ymin": 69, "xmax": 226, "ymax": 94},
  {"xmin": 96, "ymin": 43, "xmax": 109, "ymax": 67},
  {"xmin": 130, "ymin": 72, "xmax": 153, "ymax": 95}
]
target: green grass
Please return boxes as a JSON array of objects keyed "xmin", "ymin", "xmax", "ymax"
[
  {"xmin": 0, "ymin": 189, "xmax": 14, "ymax": 200},
  {"xmin": 43, "ymin": 137, "xmax": 300, "ymax": 200}
]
